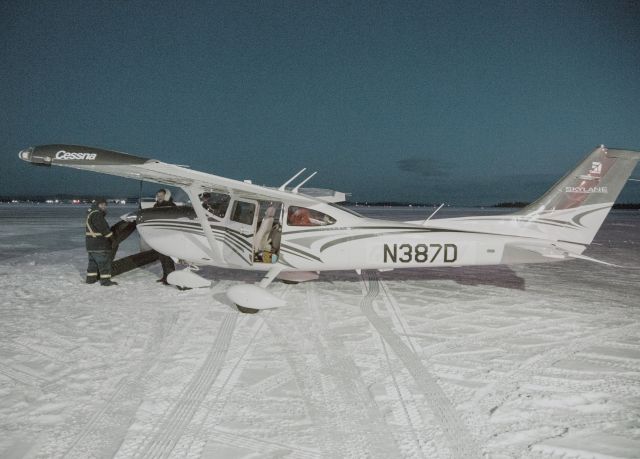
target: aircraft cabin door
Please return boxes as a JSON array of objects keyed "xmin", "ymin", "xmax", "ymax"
[{"xmin": 224, "ymin": 198, "xmax": 258, "ymax": 266}]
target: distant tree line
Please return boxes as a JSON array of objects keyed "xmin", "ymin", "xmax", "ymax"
[
  {"xmin": 344, "ymin": 201, "xmax": 438, "ymax": 207},
  {"xmin": 492, "ymin": 202, "xmax": 530, "ymax": 208},
  {"xmin": 492, "ymin": 201, "xmax": 640, "ymax": 209}
]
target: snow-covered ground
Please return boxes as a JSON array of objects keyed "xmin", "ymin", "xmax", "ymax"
[{"xmin": 1, "ymin": 204, "xmax": 639, "ymax": 459}]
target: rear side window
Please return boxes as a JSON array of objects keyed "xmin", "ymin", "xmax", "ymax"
[
  {"xmin": 287, "ymin": 206, "xmax": 336, "ymax": 226},
  {"xmin": 231, "ymin": 201, "xmax": 256, "ymax": 225}
]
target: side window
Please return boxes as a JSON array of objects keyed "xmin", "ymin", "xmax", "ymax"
[
  {"xmin": 231, "ymin": 201, "xmax": 256, "ymax": 225},
  {"xmin": 287, "ymin": 206, "xmax": 336, "ymax": 227},
  {"xmin": 199, "ymin": 192, "xmax": 230, "ymax": 218}
]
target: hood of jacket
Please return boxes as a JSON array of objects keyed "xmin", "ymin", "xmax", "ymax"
[{"xmin": 89, "ymin": 203, "xmax": 106, "ymax": 215}]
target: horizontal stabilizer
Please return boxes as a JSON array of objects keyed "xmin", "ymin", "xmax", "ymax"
[
  {"xmin": 506, "ymin": 242, "xmax": 636, "ymax": 268},
  {"xmin": 505, "ymin": 242, "xmax": 568, "ymax": 261},
  {"xmin": 566, "ymin": 252, "xmax": 619, "ymax": 267}
]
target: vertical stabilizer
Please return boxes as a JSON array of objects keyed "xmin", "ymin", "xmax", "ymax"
[{"xmin": 514, "ymin": 146, "xmax": 640, "ymax": 244}]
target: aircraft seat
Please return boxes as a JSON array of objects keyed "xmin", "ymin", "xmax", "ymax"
[{"xmin": 255, "ymin": 206, "xmax": 276, "ymax": 251}]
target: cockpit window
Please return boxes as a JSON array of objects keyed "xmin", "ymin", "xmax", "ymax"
[
  {"xmin": 287, "ymin": 206, "xmax": 336, "ymax": 226},
  {"xmin": 199, "ymin": 192, "xmax": 230, "ymax": 218}
]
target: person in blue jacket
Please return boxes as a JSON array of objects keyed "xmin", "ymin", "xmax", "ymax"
[{"xmin": 85, "ymin": 198, "xmax": 117, "ymax": 286}]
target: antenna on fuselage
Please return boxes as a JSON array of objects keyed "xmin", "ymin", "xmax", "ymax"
[
  {"xmin": 422, "ymin": 203, "xmax": 444, "ymax": 225},
  {"xmin": 279, "ymin": 168, "xmax": 306, "ymax": 191},
  {"xmin": 293, "ymin": 171, "xmax": 317, "ymax": 194}
]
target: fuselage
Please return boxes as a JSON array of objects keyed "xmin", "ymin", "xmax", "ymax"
[{"xmin": 135, "ymin": 200, "xmax": 582, "ymax": 273}]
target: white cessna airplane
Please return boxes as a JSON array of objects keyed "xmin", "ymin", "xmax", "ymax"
[{"xmin": 19, "ymin": 144, "xmax": 639, "ymax": 313}]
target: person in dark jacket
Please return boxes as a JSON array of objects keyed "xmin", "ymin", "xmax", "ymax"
[
  {"xmin": 153, "ymin": 189, "xmax": 176, "ymax": 284},
  {"xmin": 85, "ymin": 198, "xmax": 117, "ymax": 286}
]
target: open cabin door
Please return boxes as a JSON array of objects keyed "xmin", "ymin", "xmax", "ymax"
[
  {"xmin": 224, "ymin": 198, "xmax": 258, "ymax": 266},
  {"xmin": 253, "ymin": 201, "xmax": 283, "ymax": 265},
  {"xmin": 223, "ymin": 198, "xmax": 284, "ymax": 267}
]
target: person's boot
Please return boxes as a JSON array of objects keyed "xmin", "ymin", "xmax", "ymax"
[
  {"xmin": 156, "ymin": 276, "xmax": 169, "ymax": 285},
  {"xmin": 101, "ymin": 279, "xmax": 118, "ymax": 286},
  {"xmin": 86, "ymin": 276, "xmax": 98, "ymax": 284}
]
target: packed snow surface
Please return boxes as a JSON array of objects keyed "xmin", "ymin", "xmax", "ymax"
[{"xmin": 1, "ymin": 204, "xmax": 639, "ymax": 458}]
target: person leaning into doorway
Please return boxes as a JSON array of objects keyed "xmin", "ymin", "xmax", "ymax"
[{"xmin": 153, "ymin": 188, "xmax": 176, "ymax": 285}]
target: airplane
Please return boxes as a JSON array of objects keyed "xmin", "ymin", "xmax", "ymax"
[{"xmin": 19, "ymin": 144, "xmax": 640, "ymax": 313}]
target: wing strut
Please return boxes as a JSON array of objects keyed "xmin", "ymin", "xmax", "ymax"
[
  {"xmin": 184, "ymin": 186, "xmax": 224, "ymax": 263},
  {"xmin": 259, "ymin": 263, "xmax": 285, "ymax": 288}
]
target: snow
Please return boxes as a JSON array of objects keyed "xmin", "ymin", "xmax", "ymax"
[{"xmin": 1, "ymin": 204, "xmax": 639, "ymax": 458}]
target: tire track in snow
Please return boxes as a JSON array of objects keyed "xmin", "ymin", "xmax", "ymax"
[
  {"xmin": 244, "ymin": 370, "xmax": 295, "ymax": 398},
  {"xmin": 183, "ymin": 316, "xmax": 265, "ymax": 457},
  {"xmin": 63, "ymin": 310, "xmax": 179, "ymax": 458},
  {"xmin": 421, "ymin": 316, "xmax": 553, "ymax": 359},
  {"xmin": 532, "ymin": 372, "xmax": 640, "ymax": 398},
  {"xmin": 264, "ymin": 313, "xmax": 366, "ymax": 458},
  {"xmin": 135, "ymin": 311, "xmax": 238, "ymax": 459},
  {"xmin": 0, "ymin": 362, "xmax": 43, "ymax": 387},
  {"xmin": 472, "ymin": 322, "xmax": 640, "ymax": 415},
  {"xmin": 489, "ymin": 411, "xmax": 635, "ymax": 457},
  {"xmin": 468, "ymin": 323, "xmax": 640, "ymax": 454},
  {"xmin": 206, "ymin": 427, "xmax": 321, "ymax": 459},
  {"xmin": 570, "ymin": 355, "xmax": 640, "ymax": 373},
  {"xmin": 493, "ymin": 410, "xmax": 634, "ymax": 435},
  {"xmin": 12, "ymin": 329, "xmax": 84, "ymax": 364},
  {"xmin": 377, "ymin": 277, "xmax": 502, "ymax": 448},
  {"xmin": 304, "ymin": 282, "xmax": 403, "ymax": 458},
  {"xmin": 360, "ymin": 270, "xmax": 482, "ymax": 459},
  {"xmin": 379, "ymin": 336, "xmax": 435, "ymax": 459}
]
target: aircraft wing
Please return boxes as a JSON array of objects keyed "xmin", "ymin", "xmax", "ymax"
[{"xmin": 18, "ymin": 144, "xmax": 346, "ymax": 204}]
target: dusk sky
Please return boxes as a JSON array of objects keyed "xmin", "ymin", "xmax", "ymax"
[{"xmin": 2, "ymin": 0, "xmax": 639, "ymax": 204}]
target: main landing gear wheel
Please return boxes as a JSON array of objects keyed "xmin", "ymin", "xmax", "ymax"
[
  {"xmin": 236, "ymin": 304, "xmax": 259, "ymax": 314},
  {"xmin": 227, "ymin": 284, "xmax": 285, "ymax": 314}
]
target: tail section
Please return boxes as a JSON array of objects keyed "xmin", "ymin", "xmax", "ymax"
[{"xmin": 514, "ymin": 145, "xmax": 640, "ymax": 244}]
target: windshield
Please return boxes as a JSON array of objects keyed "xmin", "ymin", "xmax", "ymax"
[{"xmin": 328, "ymin": 202, "xmax": 364, "ymax": 218}]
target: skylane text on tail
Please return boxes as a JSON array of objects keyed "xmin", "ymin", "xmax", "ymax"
[{"xmin": 19, "ymin": 144, "xmax": 640, "ymax": 312}]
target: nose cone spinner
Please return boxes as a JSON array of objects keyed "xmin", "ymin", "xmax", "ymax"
[
  {"xmin": 18, "ymin": 146, "xmax": 53, "ymax": 166},
  {"xmin": 18, "ymin": 147, "xmax": 34, "ymax": 161}
]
